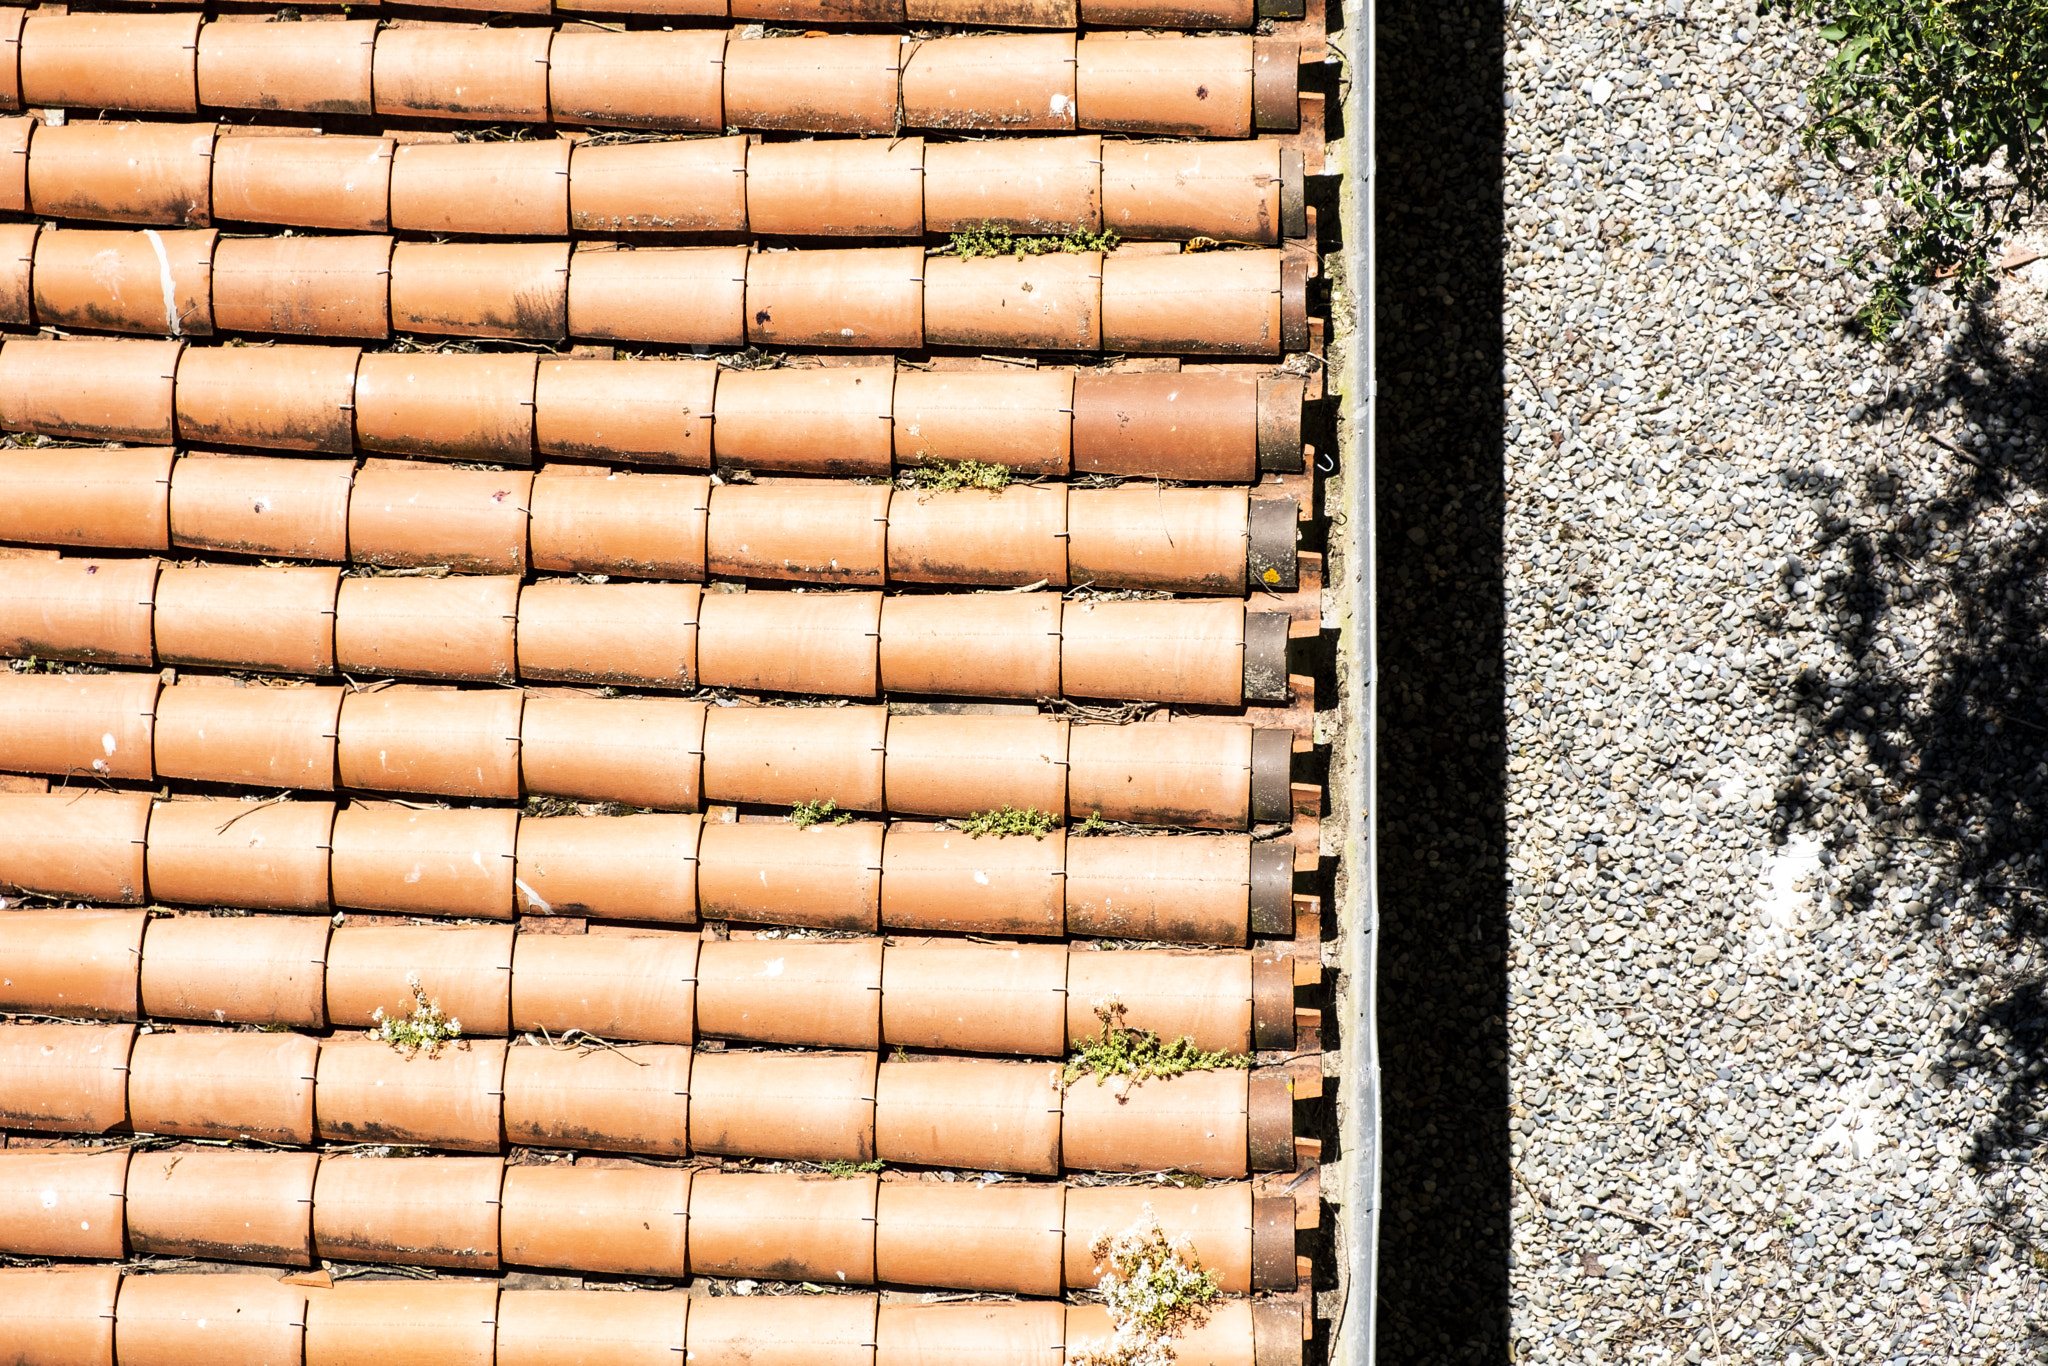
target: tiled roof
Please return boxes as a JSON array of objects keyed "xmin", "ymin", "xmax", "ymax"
[{"xmin": 0, "ymin": 0, "xmax": 1334, "ymax": 1356}]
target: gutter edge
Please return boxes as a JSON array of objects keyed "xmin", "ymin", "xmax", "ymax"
[{"xmin": 1328, "ymin": 0, "xmax": 1380, "ymax": 1361}]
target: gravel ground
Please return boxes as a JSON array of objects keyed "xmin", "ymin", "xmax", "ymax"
[
  {"xmin": 1490, "ymin": 1, "xmax": 2048, "ymax": 1363},
  {"xmin": 1379, "ymin": 0, "xmax": 2048, "ymax": 1361}
]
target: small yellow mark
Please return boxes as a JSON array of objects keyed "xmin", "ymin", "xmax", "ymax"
[{"xmin": 1262, "ymin": 568, "xmax": 1281, "ymax": 583}]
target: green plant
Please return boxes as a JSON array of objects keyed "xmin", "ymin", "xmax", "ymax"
[
  {"xmin": 822, "ymin": 1158, "xmax": 884, "ymax": 1177},
  {"xmin": 1061, "ymin": 998, "xmax": 1251, "ymax": 1093},
  {"xmin": 949, "ymin": 221, "xmax": 1122, "ymax": 259},
  {"xmin": 1854, "ymin": 275, "xmax": 1911, "ymax": 342},
  {"xmin": 790, "ymin": 798, "xmax": 853, "ymax": 830},
  {"xmin": 1765, "ymin": 0, "xmax": 2048, "ymax": 333},
  {"xmin": 907, "ymin": 458, "xmax": 1013, "ymax": 492},
  {"xmin": 958, "ymin": 805, "xmax": 1062, "ymax": 838},
  {"xmin": 370, "ymin": 974, "xmax": 463, "ymax": 1057},
  {"xmin": 1073, "ymin": 810, "xmax": 1111, "ymax": 836},
  {"xmin": 1067, "ymin": 1206, "xmax": 1222, "ymax": 1366}
]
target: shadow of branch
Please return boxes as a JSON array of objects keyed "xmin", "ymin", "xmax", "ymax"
[{"xmin": 1780, "ymin": 298, "xmax": 2048, "ymax": 1193}]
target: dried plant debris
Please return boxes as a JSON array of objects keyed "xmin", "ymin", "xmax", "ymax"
[
  {"xmin": 712, "ymin": 346, "xmax": 790, "ymax": 371},
  {"xmin": 1068, "ymin": 1172, "xmax": 1213, "ymax": 1189},
  {"xmin": 9, "ymin": 656, "xmax": 105, "ymax": 675},
  {"xmin": 1039, "ymin": 697, "xmax": 1164, "ymax": 723},
  {"xmin": 1067, "ymin": 1206, "xmax": 1222, "ymax": 1366},
  {"xmin": 700, "ymin": 1274, "xmax": 866, "ymax": 1297},
  {"xmin": 341, "ymin": 563, "xmax": 452, "ymax": 579},
  {"xmin": 523, "ymin": 794, "xmax": 646, "ymax": 819},
  {"xmin": 522, "ymin": 794, "xmax": 582, "ymax": 818},
  {"xmin": 1061, "ymin": 584, "xmax": 1179, "ymax": 603},
  {"xmin": 1060, "ymin": 998, "xmax": 1250, "ymax": 1095},
  {"xmin": 370, "ymin": 974, "xmax": 463, "ymax": 1057}
]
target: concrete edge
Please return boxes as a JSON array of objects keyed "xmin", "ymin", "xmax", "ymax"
[{"xmin": 1329, "ymin": 0, "xmax": 1380, "ymax": 1361}]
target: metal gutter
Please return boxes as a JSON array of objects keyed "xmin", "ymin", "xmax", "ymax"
[{"xmin": 1328, "ymin": 0, "xmax": 1378, "ymax": 1361}]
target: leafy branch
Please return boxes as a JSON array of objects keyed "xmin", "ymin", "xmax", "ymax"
[{"xmin": 1765, "ymin": 0, "xmax": 2048, "ymax": 335}]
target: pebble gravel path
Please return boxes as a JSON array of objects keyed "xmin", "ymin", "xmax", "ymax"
[{"xmin": 1379, "ymin": 0, "xmax": 2048, "ymax": 1361}]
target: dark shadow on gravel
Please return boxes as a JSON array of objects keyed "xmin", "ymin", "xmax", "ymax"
[
  {"xmin": 1375, "ymin": 0, "xmax": 1511, "ymax": 1361},
  {"xmin": 1779, "ymin": 302, "xmax": 2048, "ymax": 1243}
]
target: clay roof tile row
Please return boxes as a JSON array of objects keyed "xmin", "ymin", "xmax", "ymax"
[
  {"xmin": 1, "ymin": 1153, "xmax": 1295, "ymax": 1297},
  {"xmin": 0, "ymin": 1269, "xmax": 1300, "ymax": 1366},
  {"xmin": 0, "ymin": 341, "xmax": 1307, "ymax": 481},
  {"xmin": 0, "ymin": 228, "xmax": 1307, "ymax": 353},
  {"xmin": 0, "ymin": 555, "xmax": 1284, "ymax": 703},
  {"xmin": 5, "ymin": 120, "xmax": 1306, "ymax": 244},
  {"xmin": 7, "ymin": 20, "xmax": 1301, "ymax": 137},
  {"xmin": 2, "ymin": 454, "xmax": 1296, "ymax": 593},
  {"xmin": 0, "ymin": 679, "xmax": 1300, "ymax": 828},
  {"xmin": 2, "ymin": 794, "xmax": 1291, "ymax": 938},
  {"xmin": 2, "ymin": 908, "xmax": 1293, "ymax": 1051},
  {"xmin": 0, "ymin": 1021, "xmax": 1295, "ymax": 1175}
]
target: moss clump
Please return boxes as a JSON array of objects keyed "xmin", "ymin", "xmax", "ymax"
[
  {"xmin": 822, "ymin": 1159, "xmax": 884, "ymax": 1178},
  {"xmin": 907, "ymin": 458, "xmax": 1013, "ymax": 492},
  {"xmin": 371, "ymin": 974, "xmax": 463, "ymax": 1057},
  {"xmin": 1068, "ymin": 1206, "xmax": 1222, "ymax": 1366},
  {"xmin": 958, "ymin": 805, "xmax": 1061, "ymax": 839},
  {"xmin": 949, "ymin": 221, "xmax": 1122, "ymax": 259},
  {"xmin": 791, "ymin": 799, "xmax": 854, "ymax": 830},
  {"xmin": 1060, "ymin": 998, "xmax": 1250, "ymax": 1093}
]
